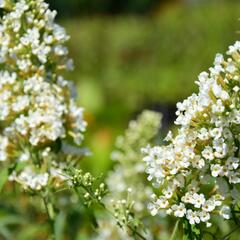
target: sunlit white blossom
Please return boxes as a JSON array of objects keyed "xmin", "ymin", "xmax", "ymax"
[
  {"xmin": 143, "ymin": 40, "xmax": 240, "ymax": 227},
  {"xmin": 0, "ymin": 0, "xmax": 87, "ymax": 191}
]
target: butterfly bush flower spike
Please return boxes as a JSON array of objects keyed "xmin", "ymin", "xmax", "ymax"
[
  {"xmin": 143, "ymin": 41, "xmax": 240, "ymax": 229},
  {"xmin": 0, "ymin": 0, "xmax": 87, "ymax": 191},
  {"xmin": 94, "ymin": 111, "xmax": 162, "ymax": 239}
]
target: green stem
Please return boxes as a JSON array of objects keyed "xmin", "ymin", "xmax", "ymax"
[
  {"xmin": 100, "ymin": 203, "xmax": 147, "ymax": 240},
  {"xmin": 127, "ymin": 225, "xmax": 147, "ymax": 240},
  {"xmin": 43, "ymin": 196, "xmax": 55, "ymax": 220},
  {"xmin": 42, "ymin": 196, "xmax": 56, "ymax": 239},
  {"xmin": 74, "ymin": 186, "xmax": 147, "ymax": 240},
  {"xmin": 170, "ymin": 220, "xmax": 179, "ymax": 240},
  {"xmin": 73, "ymin": 187, "xmax": 98, "ymax": 228}
]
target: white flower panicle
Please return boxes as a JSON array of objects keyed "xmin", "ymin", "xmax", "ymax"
[
  {"xmin": 0, "ymin": 0, "xmax": 87, "ymax": 190},
  {"xmin": 143, "ymin": 41, "xmax": 240, "ymax": 227},
  {"xmin": 95, "ymin": 111, "xmax": 162, "ymax": 239},
  {"xmin": 108, "ymin": 110, "xmax": 162, "ymax": 215}
]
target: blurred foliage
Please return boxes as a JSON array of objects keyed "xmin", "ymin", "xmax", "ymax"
[
  {"xmin": 0, "ymin": 186, "xmax": 104, "ymax": 240},
  {"xmin": 60, "ymin": 1, "xmax": 240, "ymax": 174},
  {"xmin": 46, "ymin": 0, "xmax": 239, "ymax": 17},
  {"xmin": 46, "ymin": 0, "xmax": 166, "ymax": 17},
  {"xmin": 64, "ymin": 1, "xmax": 240, "ymax": 109}
]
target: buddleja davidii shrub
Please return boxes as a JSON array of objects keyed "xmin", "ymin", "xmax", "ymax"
[
  {"xmin": 0, "ymin": 0, "xmax": 88, "ymax": 192},
  {"xmin": 142, "ymin": 41, "xmax": 240, "ymax": 239},
  {"xmin": 94, "ymin": 111, "xmax": 164, "ymax": 240}
]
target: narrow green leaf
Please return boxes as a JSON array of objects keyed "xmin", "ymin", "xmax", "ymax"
[
  {"xmin": 0, "ymin": 168, "xmax": 8, "ymax": 192},
  {"xmin": 170, "ymin": 220, "xmax": 180, "ymax": 240},
  {"xmin": 0, "ymin": 225, "xmax": 12, "ymax": 240},
  {"xmin": 54, "ymin": 211, "xmax": 66, "ymax": 240},
  {"xmin": 0, "ymin": 215, "xmax": 23, "ymax": 226}
]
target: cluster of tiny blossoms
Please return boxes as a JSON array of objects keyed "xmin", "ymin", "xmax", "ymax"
[
  {"xmin": 95, "ymin": 111, "xmax": 162, "ymax": 240},
  {"xmin": 69, "ymin": 168, "xmax": 107, "ymax": 207},
  {"xmin": 0, "ymin": 0, "xmax": 86, "ymax": 191},
  {"xmin": 143, "ymin": 41, "xmax": 240, "ymax": 227}
]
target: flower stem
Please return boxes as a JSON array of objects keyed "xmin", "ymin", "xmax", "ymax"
[
  {"xmin": 42, "ymin": 195, "xmax": 56, "ymax": 239},
  {"xmin": 73, "ymin": 186, "xmax": 147, "ymax": 240},
  {"xmin": 43, "ymin": 196, "xmax": 55, "ymax": 220}
]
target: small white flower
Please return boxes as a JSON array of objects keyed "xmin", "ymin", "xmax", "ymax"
[
  {"xmin": 186, "ymin": 210, "xmax": 200, "ymax": 225},
  {"xmin": 219, "ymin": 206, "xmax": 231, "ymax": 219},
  {"xmin": 172, "ymin": 203, "xmax": 186, "ymax": 218},
  {"xmin": 202, "ymin": 200, "xmax": 215, "ymax": 212},
  {"xmin": 211, "ymin": 164, "xmax": 223, "ymax": 177},
  {"xmin": 156, "ymin": 196, "xmax": 169, "ymax": 209},
  {"xmin": 198, "ymin": 128, "xmax": 209, "ymax": 141},
  {"xmin": 202, "ymin": 146, "xmax": 214, "ymax": 161},
  {"xmin": 199, "ymin": 211, "xmax": 210, "ymax": 222},
  {"xmin": 163, "ymin": 187, "xmax": 173, "ymax": 199},
  {"xmin": 193, "ymin": 193, "xmax": 205, "ymax": 208},
  {"xmin": 206, "ymin": 222, "xmax": 212, "ymax": 228}
]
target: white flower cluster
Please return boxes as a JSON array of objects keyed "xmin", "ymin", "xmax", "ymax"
[
  {"xmin": 9, "ymin": 167, "xmax": 49, "ymax": 191},
  {"xmin": 143, "ymin": 41, "xmax": 240, "ymax": 227},
  {"xmin": 95, "ymin": 111, "xmax": 162, "ymax": 239},
  {"xmin": 0, "ymin": 0, "xmax": 86, "ymax": 190},
  {"xmin": 108, "ymin": 110, "xmax": 162, "ymax": 214}
]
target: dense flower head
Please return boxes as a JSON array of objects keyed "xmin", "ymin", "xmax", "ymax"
[
  {"xmin": 0, "ymin": 0, "xmax": 86, "ymax": 190},
  {"xmin": 143, "ymin": 41, "xmax": 240, "ymax": 227}
]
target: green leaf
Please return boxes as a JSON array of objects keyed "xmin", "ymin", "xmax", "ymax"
[
  {"xmin": 76, "ymin": 233, "xmax": 88, "ymax": 240},
  {"xmin": 54, "ymin": 211, "xmax": 66, "ymax": 240},
  {"xmin": 0, "ymin": 167, "xmax": 8, "ymax": 192},
  {"xmin": 170, "ymin": 220, "xmax": 180, "ymax": 240},
  {"xmin": 183, "ymin": 235, "xmax": 191, "ymax": 240},
  {"xmin": 0, "ymin": 215, "xmax": 23, "ymax": 240},
  {"xmin": 0, "ymin": 215, "xmax": 23, "ymax": 226},
  {"xmin": 0, "ymin": 225, "xmax": 12, "ymax": 240},
  {"xmin": 15, "ymin": 161, "xmax": 28, "ymax": 172},
  {"xmin": 191, "ymin": 225, "xmax": 201, "ymax": 236},
  {"xmin": 87, "ymin": 209, "xmax": 98, "ymax": 229}
]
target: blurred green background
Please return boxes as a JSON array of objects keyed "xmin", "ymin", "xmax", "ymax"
[{"xmin": 47, "ymin": 0, "xmax": 240, "ymax": 175}]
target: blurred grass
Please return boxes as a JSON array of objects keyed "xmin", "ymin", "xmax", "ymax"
[{"xmin": 61, "ymin": 1, "xmax": 240, "ymax": 174}]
